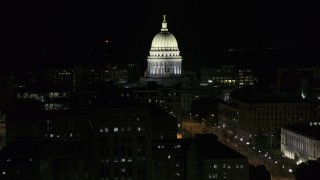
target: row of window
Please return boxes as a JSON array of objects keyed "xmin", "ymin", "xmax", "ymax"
[
  {"xmin": 100, "ymin": 157, "xmax": 134, "ymax": 163},
  {"xmin": 249, "ymin": 106, "xmax": 308, "ymax": 111},
  {"xmin": 44, "ymin": 133, "xmax": 78, "ymax": 138},
  {"xmin": 99, "ymin": 127, "xmax": 144, "ymax": 133},
  {"xmin": 156, "ymin": 144, "xmax": 181, "ymax": 149},
  {"xmin": 252, "ymin": 117, "xmax": 305, "ymax": 122},
  {"xmin": 100, "ymin": 136, "xmax": 146, "ymax": 143},
  {"xmin": 209, "ymin": 164, "xmax": 244, "ymax": 169}
]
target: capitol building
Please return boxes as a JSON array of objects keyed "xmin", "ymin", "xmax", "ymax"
[{"xmin": 140, "ymin": 15, "xmax": 188, "ymax": 86}]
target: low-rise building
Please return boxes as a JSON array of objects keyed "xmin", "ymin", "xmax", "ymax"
[
  {"xmin": 281, "ymin": 122, "xmax": 320, "ymax": 163},
  {"xmin": 218, "ymin": 90, "xmax": 311, "ymax": 147}
]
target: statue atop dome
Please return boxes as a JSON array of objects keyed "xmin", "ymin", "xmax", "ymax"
[
  {"xmin": 140, "ymin": 15, "xmax": 187, "ymax": 87},
  {"xmin": 161, "ymin": 14, "xmax": 168, "ymax": 31}
]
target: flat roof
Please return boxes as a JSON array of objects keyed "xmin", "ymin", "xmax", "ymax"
[{"xmin": 282, "ymin": 123, "xmax": 320, "ymax": 140}]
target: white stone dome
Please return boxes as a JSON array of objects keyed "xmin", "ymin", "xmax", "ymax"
[
  {"xmin": 150, "ymin": 15, "xmax": 179, "ymax": 51},
  {"xmin": 151, "ymin": 32, "xmax": 179, "ymax": 51}
]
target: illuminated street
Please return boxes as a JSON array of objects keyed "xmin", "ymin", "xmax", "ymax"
[
  {"xmin": 182, "ymin": 119, "xmax": 295, "ymax": 180},
  {"xmin": 181, "ymin": 120, "xmax": 205, "ymax": 136}
]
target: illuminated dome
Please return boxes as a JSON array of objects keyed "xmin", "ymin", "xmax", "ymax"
[
  {"xmin": 140, "ymin": 15, "xmax": 187, "ymax": 86},
  {"xmin": 151, "ymin": 32, "xmax": 179, "ymax": 51},
  {"xmin": 144, "ymin": 15, "xmax": 183, "ymax": 79}
]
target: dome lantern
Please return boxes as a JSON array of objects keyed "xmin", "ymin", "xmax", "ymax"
[{"xmin": 161, "ymin": 15, "xmax": 168, "ymax": 31}]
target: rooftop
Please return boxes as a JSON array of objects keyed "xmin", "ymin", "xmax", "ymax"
[{"xmin": 282, "ymin": 123, "xmax": 320, "ymax": 140}]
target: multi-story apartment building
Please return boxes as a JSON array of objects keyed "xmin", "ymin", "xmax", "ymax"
[
  {"xmin": 91, "ymin": 105, "xmax": 177, "ymax": 180},
  {"xmin": 200, "ymin": 65, "xmax": 255, "ymax": 88}
]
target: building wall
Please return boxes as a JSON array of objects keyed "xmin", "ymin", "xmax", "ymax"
[
  {"xmin": 203, "ymin": 159, "xmax": 249, "ymax": 180},
  {"xmin": 218, "ymin": 102, "xmax": 239, "ymax": 132},
  {"xmin": 238, "ymin": 102, "xmax": 310, "ymax": 137},
  {"xmin": 200, "ymin": 66, "xmax": 255, "ymax": 88},
  {"xmin": 180, "ymin": 90, "xmax": 214, "ymax": 114},
  {"xmin": 134, "ymin": 87, "xmax": 218, "ymax": 115},
  {"xmin": 134, "ymin": 89, "xmax": 181, "ymax": 113},
  {"xmin": 92, "ymin": 106, "xmax": 177, "ymax": 180},
  {"xmin": 281, "ymin": 127, "xmax": 320, "ymax": 162},
  {"xmin": 152, "ymin": 143, "xmax": 187, "ymax": 180},
  {"xmin": 93, "ymin": 108, "xmax": 152, "ymax": 180}
]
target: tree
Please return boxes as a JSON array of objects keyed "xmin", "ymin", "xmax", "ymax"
[{"xmin": 294, "ymin": 160, "xmax": 320, "ymax": 180}]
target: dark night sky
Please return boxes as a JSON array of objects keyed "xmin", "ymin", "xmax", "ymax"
[{"xmin": 1, "ymin": 1, "xmax": 320, "ymax": 71}]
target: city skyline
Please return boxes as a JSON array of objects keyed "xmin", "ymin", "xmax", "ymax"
[
  {"xmin": 1, "ymin": 1, "xmax": 320, "ymax": 71},
  {"xmin": 2, "ymin": 2, "xmax": 320, "ymax": 179}
]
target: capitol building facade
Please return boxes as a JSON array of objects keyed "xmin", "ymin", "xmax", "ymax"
[{"xmin": 140, "ymin": 15, "xmax": 187, "ymax": 86}]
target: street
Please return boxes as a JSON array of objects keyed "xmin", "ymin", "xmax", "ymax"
[{"xmin": 182, "ymin": 119, "xmax": 295, "ymax": 180}]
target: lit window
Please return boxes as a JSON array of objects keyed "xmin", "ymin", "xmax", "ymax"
[
  {"xmin": 121, "ymin": 158, "xmax": 126, "ymax": 162},
  {"xmin": 114, "ymin": 127, "xmax": 119, "ymax": 132},
  {"xmin": 137, "ymin": 127, "xmax": 141, "ymax": 132},
  {"xmin": 214, "ymin": 165, "xmax": 218, "ymax": 169},
  {"xmin": 168, "ymin": 155, "xmax": 171, "ymax": 159},
  {"xmin": 209, "ymin": 173, "xmax": 218, "ymax": 179},
  {"xmin": 157, "ymin": 145, "xmax": 164, "ymax": 148},
  {"xmin": 174, "ymin": 145, "xmax": 181, "ymax": 148}
]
